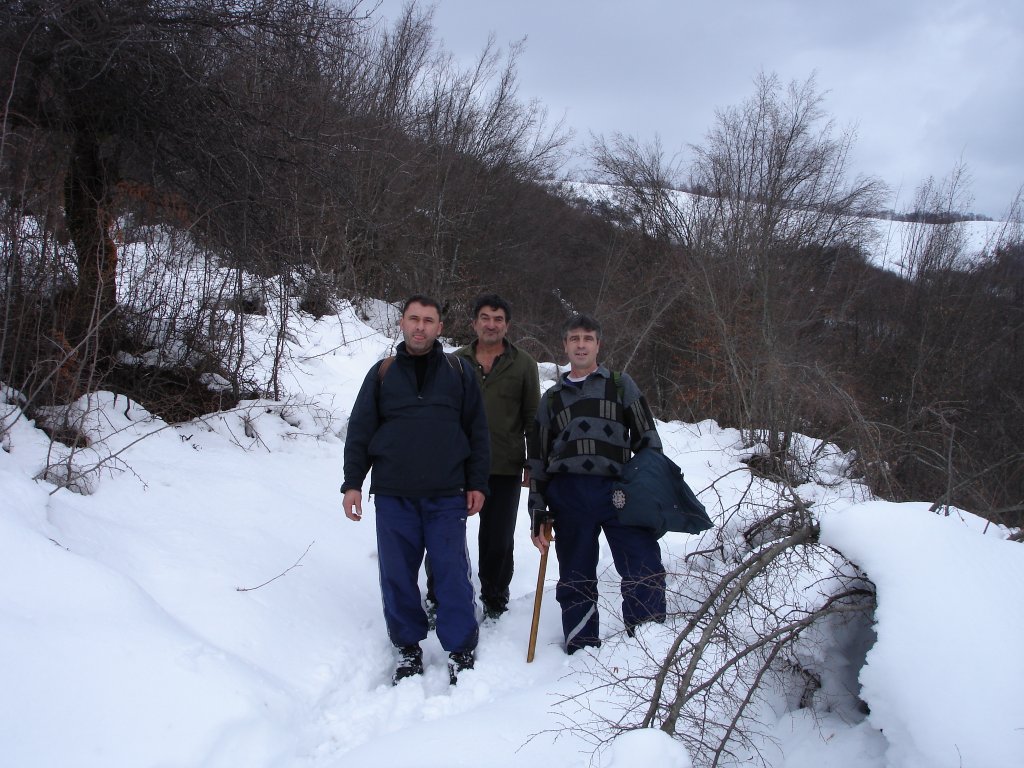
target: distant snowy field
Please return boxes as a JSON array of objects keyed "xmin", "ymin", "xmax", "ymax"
[
  {"xmin": 565, "ymin": 181, "xmax": 1016, "ymax": 273},
  {"xmin": 2, "ymin": 298, "xmax": 1022, "ymax": 768}
]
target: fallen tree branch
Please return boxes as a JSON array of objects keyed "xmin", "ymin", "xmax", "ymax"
[{"xmin": 236, "ymin": 540, "xmax": 314, "ymax": 592}]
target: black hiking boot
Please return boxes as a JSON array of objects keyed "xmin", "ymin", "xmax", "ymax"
[
  {"xmin": 447, "ymin": 649, "xmax": 475, "ymax": 685},
  {"xmin": 392, "ymin": 644, "xmax": 424, "ymax": 685},
  {"xmin": 481, "ymin": 600, "xmax": 506, "ymax": 622}
]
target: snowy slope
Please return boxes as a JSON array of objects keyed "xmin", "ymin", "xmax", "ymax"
[{"xmin": 1, "ymin": 303, "xmax": 1021, "ymax": 768}]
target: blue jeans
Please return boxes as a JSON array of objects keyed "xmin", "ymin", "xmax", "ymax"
[{"xmin": 374, "ymin": 495, "xmax": 478, "ymax": 653}]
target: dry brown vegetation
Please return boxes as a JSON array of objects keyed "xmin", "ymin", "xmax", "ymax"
[{"xmin": 2, "ymin": 2, "xmax": 1021, "ymax": 530}]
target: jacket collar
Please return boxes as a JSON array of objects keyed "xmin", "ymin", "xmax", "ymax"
[
  {"xmin": 554, "ymin": 364, "xmax": 609, "ymax": 390},
  {"xmin": 395, "ymin": 339, "xmax": 444, "ymax": 360},
  {"xmin": 468, "ymin": 338, "xmax": 515, "ymax": 357}
]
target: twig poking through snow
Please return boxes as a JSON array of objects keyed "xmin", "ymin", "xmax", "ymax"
[{"xmin": 236, "ymin": 541, "xmax": 315, "ymax": 592}]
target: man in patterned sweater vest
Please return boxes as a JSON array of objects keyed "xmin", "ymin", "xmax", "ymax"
[{"xmin": 527, "ymin": 313, "xmax": 666, "ymax": 654}]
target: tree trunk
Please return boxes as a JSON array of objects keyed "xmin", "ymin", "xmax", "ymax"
[{"xmin": 63, "ymin": 132, "xmax": 118, "ymax": 350}]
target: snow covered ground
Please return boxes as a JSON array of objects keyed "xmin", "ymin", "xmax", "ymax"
[{"xmin": 2, "ymin": 301, "xmax": 1021, "ymax": 767}]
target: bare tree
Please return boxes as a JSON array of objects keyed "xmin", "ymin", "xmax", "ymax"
[
  {"xmin": 550, "ymin": 474, "xmax": 875, "ymax": 768},
  {"xmin": 854, "ymin": 173, "xmax": 1024, "ymax": 524},
  {"xmin": 588, "ymin": 73, "xmax": 886, "ymax": 463},
  {"xmin": 1, "ymin": 0, "xmax": 366, "ymax": 377}
]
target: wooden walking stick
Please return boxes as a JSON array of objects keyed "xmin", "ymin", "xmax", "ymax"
[{"xmin": 526, "ymin": 522, "xmax": 553, "ymax": 663}]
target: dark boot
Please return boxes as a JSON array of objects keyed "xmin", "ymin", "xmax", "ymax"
[
  {"xmin": 393, "ymin": 644, "xmax": 424, "ymax": 685},
  {"xmin": 481, "ymin": 598, "xmax": 506, "ymax": 622},
  {"xmin": 447, "ymin": 649, "xmax": 475, "ymax": 685}
]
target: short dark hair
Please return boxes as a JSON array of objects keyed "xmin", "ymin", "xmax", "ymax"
[
  {"xmin": 401, "ymin": 294, "xmax": 443, "ymax": 317},
  {"xmin": 561, "ymin": 313, "xmax": 602, "ymax": 341},
  {"xmin": 472, "ymin": 293, "xmax": 512, "ymax": 323}
]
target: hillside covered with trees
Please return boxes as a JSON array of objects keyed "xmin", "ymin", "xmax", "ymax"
[{"xmin": 2, "ymin": 0, "xmax": 1022, "ymax": 526}]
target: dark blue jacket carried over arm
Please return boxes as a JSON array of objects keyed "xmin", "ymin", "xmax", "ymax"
[{"xmin": 342, "ymin": 340, "xmax": 490, "ymax": 498}]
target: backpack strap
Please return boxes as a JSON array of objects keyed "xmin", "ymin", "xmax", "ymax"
[
  {"xmin": 546, "ymin": 370, "xmax": 625, "ymax": 424},
  {"xmin": 377, "ymin": 355, "xmax": 396, "ymax": 382},
  {"xmin": 612, "ymin": 370, "xmax": 624, "ymax": 402},
  {"xmin": 443, "ymin": 351, "xmax": 462, "ymax": 374}
]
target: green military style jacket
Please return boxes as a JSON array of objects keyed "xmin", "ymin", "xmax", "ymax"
[{"xmin": 455, "ymin": 339, "xmax": 540, "ymax": 476}]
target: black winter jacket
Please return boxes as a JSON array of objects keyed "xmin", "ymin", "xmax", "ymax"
[{"xmin": 342, "ymin": 341, "xmax": 491, "ymax": 498}]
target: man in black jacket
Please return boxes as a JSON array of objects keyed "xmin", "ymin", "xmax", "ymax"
[{"xmin": 342, "ymin": 295, "xmax": 490, "ymax": 684}]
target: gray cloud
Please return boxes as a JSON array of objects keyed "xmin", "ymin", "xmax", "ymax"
[{"xmin": 375, "ymin": 0, "xmax": 1023, "ymax": 218}]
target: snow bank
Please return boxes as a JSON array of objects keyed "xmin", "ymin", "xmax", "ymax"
[{"xmin": 819, "ymin": 502, "xmax": 1024, "ymax": 768}]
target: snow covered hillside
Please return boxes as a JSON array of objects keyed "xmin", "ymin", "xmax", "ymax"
[
  {"xmin": 1, "ymin": 301, "xmax": 1021, "ymax": 768},
  {"xmin": 565, "ymin": 181, "xmax": 1014, "ymax": 273}
]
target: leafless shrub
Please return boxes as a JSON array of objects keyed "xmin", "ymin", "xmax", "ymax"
[{"xmin": 553, "ymin": 475, "xmax": 875, "ymax": 768}]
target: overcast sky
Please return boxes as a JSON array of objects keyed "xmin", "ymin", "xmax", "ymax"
[{"xmin": 371, "ymin": 0, "xmax": 1023, "ymax": 219}]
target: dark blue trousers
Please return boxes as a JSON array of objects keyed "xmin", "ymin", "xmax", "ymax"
[
  {"xmin": 547, "ymin": 474, "xmax": 666, "ymax": 652},
  {"xmin": 425, "ymin": 475, "xmax": 522, "ymax": 611},
  {"xmin": 374, "ymin": 495, "xmax": 478, "ymax": 653}
]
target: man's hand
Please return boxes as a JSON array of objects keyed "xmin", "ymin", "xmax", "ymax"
[
  {"xmin": 343, "ymin": 489, "xmax": 363, "ymax": 521},
  {"xmin": 466, "ymin": 490, "xmax": 485, "ymax": 516},
  {"xmin": 521, "ymin": 467, "xmax": 531, "ymax": 488},
  {"xmin": 531, "ymin": 510, "xmax": 554, "ymax": 554}
]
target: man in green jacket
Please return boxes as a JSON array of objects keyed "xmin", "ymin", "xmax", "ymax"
[{"xmin": 429, "ymin": 294, "xmax": 540, "ymax": 620}]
